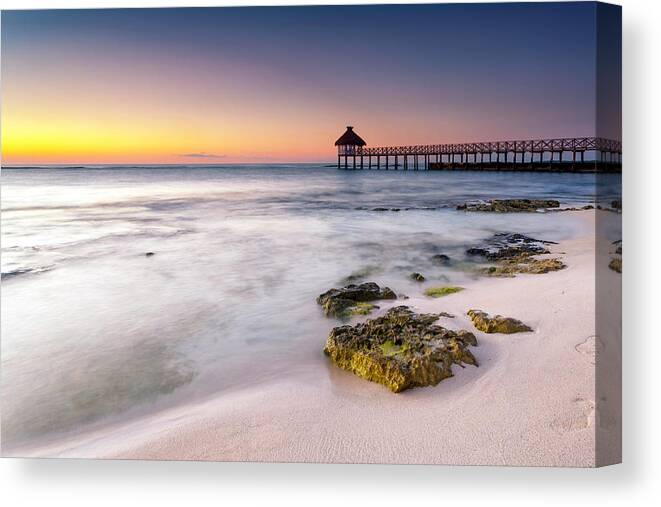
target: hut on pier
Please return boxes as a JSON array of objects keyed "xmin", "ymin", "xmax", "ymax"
[{"xmin": 335, "ymin": 126, "xmax": 366, "ymax": 169}]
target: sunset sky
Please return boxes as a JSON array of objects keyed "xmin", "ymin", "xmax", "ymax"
[{"xmin": 1, "ymin": 3, "xmax": 620, "ymax": 165}]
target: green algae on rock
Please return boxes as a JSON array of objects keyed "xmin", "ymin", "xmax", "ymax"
[
  {"xmin": 349, "ymin": 302, "xmax": 379, "ymax": 316},
  {"xmin": 409, "ymin": 272, "xmax": 426, "ymax": 282},
  {"xmin": 467, "ymin": 309, "xmax": 532, "ymax": 334},
  {"xmin": 424, "ymin": 286, "xmax": 464, "ymax": 298},
  {"xmin": 323, "ymin": 306, "xmax": 478, "ymax": 393},
  {"xmin": 317, "ymin": 282, "xmax": 396, "ymax": 319}
]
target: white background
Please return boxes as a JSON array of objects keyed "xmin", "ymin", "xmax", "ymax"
[{"xmin": 0, "ymin": 0, "xmax": 659, "ymax": 505}]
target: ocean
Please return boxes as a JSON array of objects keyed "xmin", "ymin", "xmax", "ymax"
[{"xmin": 0, "ymin": 164, "xmax": 621, "ymax": 451}]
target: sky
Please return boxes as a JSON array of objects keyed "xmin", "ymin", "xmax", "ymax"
[{"xmin": 1, "ymin": 3, "xmax": 621, "ymax": 165}]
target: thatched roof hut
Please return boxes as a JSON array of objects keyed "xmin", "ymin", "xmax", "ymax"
[{"xmin": 334, "ymin": 126, "xmax": 366, "ymax": 147}]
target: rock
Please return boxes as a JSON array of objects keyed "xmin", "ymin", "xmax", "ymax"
[
  {"xmin": 145, "ymin": 252, "xmax": 155, "ymax": 257},
  {"xmin": 467, "ymin": 233, "xmax": 564, "ymax": 277},
  {"xmin": 410, "ymin": 272, "xmax": 426, "ymax": 282},
  {"xmin": 609, "ymin": 258, "xmax": 622, "ymax": 273},
  {"xmin": 323, "ymin": 306, "xmax": 478, "ymax": 393},
  {"xmin": 431, "ymin": 254, "xmax": 451, "ymax": 265},
  {"xmin": 480, "ymin": 255, "xmax": 566, "ymax": 277},
  {"xmin": 424, "ymin": 286, "xmax": 464, "ymax": 298},
  {"xmin": 466, "ymin": 233, "xmax": 556, "ymax": 261},
  {"xmin": 467, "ymin": 309, "xmax": 532, "ymax": 334},
  {"xmin": 549, "ymin": 204, "xmax": 595, "ymax": 212},
  {"xmin": 457, "ymin": 199, "xmax": 560, "ymax": 213},
  {"xmin": 317, "ymin": 282, "xmax": 397, "ymax": 318},
  {"xmin": 611, "ymin": 200, "xmax": 621, "ymax": 210}
]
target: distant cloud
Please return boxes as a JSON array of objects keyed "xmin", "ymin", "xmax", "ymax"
[{"xmin": 177, "ymin": 152, "xmax": 226, "ymax": 159}]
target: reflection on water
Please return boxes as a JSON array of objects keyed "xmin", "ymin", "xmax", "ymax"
[{"xmin": 0, "ymin": 165, "xmax": 620, "ymax": 450}]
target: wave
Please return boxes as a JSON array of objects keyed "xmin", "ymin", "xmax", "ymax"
[{"xmin": 1, "ymin": 265, "xmax": 54, "ymax": 281}]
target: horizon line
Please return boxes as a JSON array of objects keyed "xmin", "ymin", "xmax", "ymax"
[{"xmin": 1, "ymin": 161, "xmax": 337, "ymax": 168}]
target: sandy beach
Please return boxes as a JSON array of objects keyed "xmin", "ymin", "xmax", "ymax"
[{"xmin": 9, "ymin": 209, "xmax": 619, "ymax": 467}]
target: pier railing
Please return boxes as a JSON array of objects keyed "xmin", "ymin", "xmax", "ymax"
[{"xmin": 356, "ymin": 137, "xmax": 621, "ymax": 157}]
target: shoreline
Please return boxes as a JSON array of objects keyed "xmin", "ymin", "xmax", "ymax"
[{"xmin": 8, "ymin": 209, "xmax": 616, "ymax": 467}]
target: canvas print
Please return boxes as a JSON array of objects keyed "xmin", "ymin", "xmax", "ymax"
[{"xmin": 1, "ymin": 2, "xmax": 621, "ymax": 466}]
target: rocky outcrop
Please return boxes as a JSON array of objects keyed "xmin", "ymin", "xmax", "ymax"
[
  {"xmin": 457, "ymin": 199, "xmax": 560, "ymax": 212},
  {"xmin": 466, "ymin": 233, "xmax": 556, "ymax": 260},
  {"xmin": 467, "ymin": 309, "xmax": 532, "ymax": 334},
  {"xmin": 467, "ymin": 233, "xmax": 565, "ymax": 276},
  {"xmin": 548, "ymin": 204, "xmax": 595, "ymax": 212},
  {"xmin": 409, "ymin": 272, "xmax": 426, "ymax": 282},
  {"xmin": 323, "ymin": 306, "xmax": 478, "ymax": 392},
  {"xmin": 317, "ymin": 282, "xmax": 396, "ymax": 318},
  {"xmin": 480, "ymin": 255, "xmax": 565, "ymax": 277}
]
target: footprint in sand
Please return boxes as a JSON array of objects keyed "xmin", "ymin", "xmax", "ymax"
[
  {"xmin": 574, "ymin": 335, "xmax": 605, "ymax": 365},
  {"xmin": 551, "ymin": 398, "xmax": 595, "ymax": 433}
]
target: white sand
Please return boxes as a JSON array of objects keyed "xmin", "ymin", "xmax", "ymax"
[{"xmin": 15, "ymin": 210, "xmax": 621, "ymax": 467}]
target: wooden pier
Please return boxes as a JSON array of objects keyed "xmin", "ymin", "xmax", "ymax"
[{"xmin": 334, "ymin": 127, "xmax": 621, "ymax": 173}]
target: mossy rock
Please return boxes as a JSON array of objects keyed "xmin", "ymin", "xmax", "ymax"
[
  {"xmin": 317, "ymin": 282, "xmax": 396, "ymax": 318},
  {"xmin": 409, "ymin": 272, "xmax": 426, "ymax": 282},
  {"xmin": 324, "ymin": 306, "xmax": 478, "ymax": 392},
  {"xmin": 424, "ymin": 286, "xmax": 464, "ymax": 298},
  {"xmin": 609, "ymin": 258, "xmax": 622, "ymax": 273},
  {"xmin": 480, "ymin": 256, "xmax": 566, "ymax": 277},
  {"xmin": 467, "ymin": 309, "xmax": 532, "ymax": 334}
]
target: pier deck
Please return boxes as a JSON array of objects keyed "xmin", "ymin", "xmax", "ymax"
[{"xmin": 336, "ymin": 136, "xmax": 621, "ymax": 172}]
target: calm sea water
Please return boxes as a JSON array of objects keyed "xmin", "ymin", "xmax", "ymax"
[{"xmin": 1, "ymin": 165, "xmax": 621, "ymax": 451}]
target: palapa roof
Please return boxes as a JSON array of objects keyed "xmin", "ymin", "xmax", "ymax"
[{"xmin": 334, "ymin": 126, "xmax": 367, "ymax": 146}]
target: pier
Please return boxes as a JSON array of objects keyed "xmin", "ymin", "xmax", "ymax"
[{"xmin": 334, "ymin": 127, "xmax": 621, "ymax": 173}]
